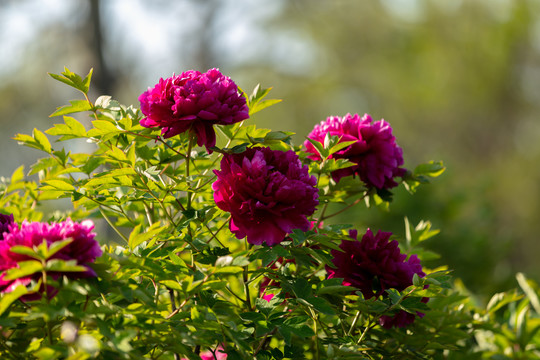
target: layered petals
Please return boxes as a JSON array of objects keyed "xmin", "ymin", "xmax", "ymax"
[
  {"xmin": 0, "ymin": 218, "xmax": 102, "ymax": 298},
  {"xmin": 139, "ymin": 68, "xmax": 249, "ymax": 151},
  {"xmin": 305, "ymin": 113, "xmax": 406, "ymax": 189},
  {"xmin": 213, "ymin": 147, "xmax": 319, "ymax": 246},
  {"xmin": 327, "ymin": 229, "xmax": 426, "ymax": 328}
]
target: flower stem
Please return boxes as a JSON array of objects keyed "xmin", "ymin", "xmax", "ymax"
[
  {"xmin": 243, "ymin": 267, "xmax": 252, "ymax": 311},
  {"xmin": 186, "ymin": 137, "xmax": 194, "ymax": 210},
  {"xmin": 41, "ymin": 267, "xmax": 54, "ymax": 345},
  {"xmin": 168, "ymin": 288, "xmax": 181, "ymax": 360},
  {"xmin": 99, "ymin": 208, "xmax": 129, "ymax": 244},
  {"xmin": 348, "ymin": 310, "xmax": 361, "ymax": 336},
  {"xmin": 321, "ymin": 193, "xmax": 367, "ymax": 221}
]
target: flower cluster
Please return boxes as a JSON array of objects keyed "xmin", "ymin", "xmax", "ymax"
[
  {"xmin": 327, "ymin": 228, "xmax": 426, "ymax": 328},
  {"xmin": 139, "ymin": 68, "xmax": 249, "ymax": 151},
  {"xmin": 213, "ymin": 147, "xmax": 319, "ymax": 246},
  {"xmin": 305, "ymin": 113, "xmax": 406, "ymax": 189},
  {"xmin": 0, "ymin": 217, "xmax": 102, "ymax": 298}
]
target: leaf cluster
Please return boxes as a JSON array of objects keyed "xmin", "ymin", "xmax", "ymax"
[{"xmin": 0, "ymin": 68, "xmax": 529, "ymax": 360}]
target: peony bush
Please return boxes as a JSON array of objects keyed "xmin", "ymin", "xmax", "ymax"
[{"xmin": 0, "ymin": 67, "xmax": 539, "ymax": 359}]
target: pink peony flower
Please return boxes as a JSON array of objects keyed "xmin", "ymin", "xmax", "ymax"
[
  {"xmin": 212, "ymin": 147, "xmax": 319, "ymax": 246},
  {"xmin": 181, "ymin": 346, "xmax": 227, "ymax": 360},
  {"xmin": 0, "ymin": 218, "xmax": 102, "ymax": 298},
  {"xmin": 0, "ymin": 213, "xmax": 14, "ymax": 240},
  {"xmin": 327, "ymin": 228, "xmax": 426, "ymax": 328},
  {"xmin": 304, "ymin": 113, "xmax": 406, "ymax": 189},
  {"xmin": 139, "ymin": 68, "xmax": 249, "ymax": 151}
]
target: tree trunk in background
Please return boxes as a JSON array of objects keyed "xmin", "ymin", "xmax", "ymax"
[{"xmin": 87, "ymin": 0, "xmax": 117, "ymax": 96}]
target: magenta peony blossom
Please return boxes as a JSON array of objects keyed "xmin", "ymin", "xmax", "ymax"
[
  {"xmin": 0, "ymin": 213, "xmax": 14, "ymax": 240},
  {"xmin": 304, "ymin": 113, "xmax": 406, "ymax": 189},
  {"xmin": 181, "ymin": 347, "xmax": 227, "ymax": 360},
  {"xmin": 327, "ymin": 228, "xmax": 426, "ymax": 328},
  {"xmin": 0, "ymin": 218, "xmax": 102, "ymax": 297},
  {"xmin": 139, "ymin": 68, "xmax": 249, "ymax": 151},
  {"xmin": 212, "ymin": 147, "xmax": 319, "ymax": 246}
]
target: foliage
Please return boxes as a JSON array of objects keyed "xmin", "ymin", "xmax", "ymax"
[{"xmin": 0, "ymin": 68, "xmax": 539, "ymax": 359}]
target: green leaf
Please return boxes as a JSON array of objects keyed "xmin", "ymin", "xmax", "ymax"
[
  {"xmin": 13, "ymin": 131, "xmax": 54, "ymax": 154},
  {"xmin": 247, "ymin": 85, "xmax": 282, "ymax": 115},
  {"xmin": 240, "ymin": 312, "xmax": 266, "ymax": 322},
  {"xmin": 305, "ymin": 138, "xmax": 328, "ymax": 159},
  {"xmin": 161, "ymin": 280, "xmax": 183, "ymax": 291},
  {"xmin": 282, "ymin": 323, "xmax": 315, "ymax": 338},
  {"xmin": 87, "ymin": 120, "xmax": 123, "ymax": 141},
  {"xmin": 214, "ymin": 266, "xmax": 243, "ymax": 275},
  {"xmin": 128, "ymin": 222, "xmax": 164, "ymax": 250},
  {"xmin": 46, "ymin": 238, "xmax": 74, "ymax": 259},
  {"xmin": 10, "ymin": 165, "xmax": 25, "ymax": 183},
  {"xmin": 414, "ymin": 160, "xmax": 445, "ymax": 178},
  {"xmin": 49, "ymin": 100, "xmax": 92, "ymax": 117},
  {"xmin": 486, "ymin": 291, "xmax": 523, "ymax": 314},
  {"xmin": 8, "ymin": 246, "xmax": 43, "ymax": 260},
  {"xmin": 46, "ymin": 116, "xmax": 87, "ymax": 140},
  {"xmin": 42, "ymin": 179, "xmax": 75, "ymax": 192},
  {"xmin": 48, "ymin": 67, "xmax": 93, "ymax": 95},
  {"xmin": 291, "ymin": 278, "xmax": 312, "ymax": 299},
  {"xmin": 32, "ymin": 129, "xmax": 52, "ymax": 153},
  {"xmin": 0, "ymin": 285, "xmax": 29, "ymax": 316},
  {"xmin": 250, "ymin": 99, "xmax": 282, "ymax": 115},
  {"xmin": 45, "ymin": 259, "xmax": 87, "ymax": 272},
  {"xmin": 516, "ymin": 272, "xmax": 540, "ymax": 314},
  {"xmin": 404, "ymin": 217, "xmax": 440, "ymax": 249},
  {"xmin": 328, "ymin": 140, "xmax": 356, "ymax": 156},
  {"xmin": 4, "ymin": 260, "xmax": 43, "ymax": 280},
  {"xmin": 304, "ymin": 296, "xmax": 336, "ymax": 315},
  {"xmin": 317, "ymin": 285, "xmax": 354, "ymax": 295}
]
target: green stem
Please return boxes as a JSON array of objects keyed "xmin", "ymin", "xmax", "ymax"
[
  {"xmin": 243, "ymin": 267, "xmax": 252, "ymax": 311},
  {"xmin": 314, "ymin": 314, "xmax": 320, "ymax": 360},
  {"xmin": 167, "ymin": 288, "xmax": 181, "ymax": 360},
  {"xmin": 321, "ymin": 193, "xmax": 367, "ymax": 221},
  {"xmin": 186, "ymin": 137, "xmax": 194, "ymax": 210},
  {"xmin": 204, "ymin": 217, "xmax": 230, "ymax": 247},
  {"xmin": 315, "ymin": 202, "xmax": 329, "ymax": 228},
  {"xmin": 41, "ymin": 267, "xmax": 54, "ymax": 345},
  {"xmin": 348, "ymin": 310, "xmax": 361, "ymax": 336},
  {"xmin": 99, "ymin": 208, "xmax": 129, "ymax": 244},
  {"xmin": 357, "ymin": 320, "xmax": 375, "ymax": 345}
]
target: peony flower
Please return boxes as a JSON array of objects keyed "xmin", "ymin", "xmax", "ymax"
[
  {"xmin": 0, "ymin": 213, "xmax": 14, "ymax": 240},
  {"xmin": 327, "ymin": 228, "xmax": 426, "ymax": 328},
  {"xmin": 213, "ymin": 147, "xmax": 319, "ymax": 246},
  {"xmin": 0, "ymin": 218, "xmax": 102, "ymax": 298},
  {"xmin": 304, "ymin": 113, "xmax": 406, "ymax": 189},
  {"xmin": 139, "ymin": 68, "xmax": 249, "ymax": 151},
  {"xmin": 181, "ymin": 346, "xmax": 227, "ymax": 360}
]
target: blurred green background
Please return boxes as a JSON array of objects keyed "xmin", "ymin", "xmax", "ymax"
[{"xmin": 1, "ymin": 0, "xmax": 539, "ymax": 297}]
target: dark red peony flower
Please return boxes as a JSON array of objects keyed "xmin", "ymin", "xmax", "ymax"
[
  {"xmin": 304, "ymin": 113, "xmax": 406, "ymax": 189},
  {"xmin": 327, "ymin": 228, "xmax": 426, "ymax": 328},
  {"xmin": 212, "ymin": 147, "xmax": 319, "ymax": 246},
  {"xmin": 0, "ymin": 213, "xmax": 14, "ymax": 240},
  {"xmin": 139, "ymin": 68, "xmax": 249, "ymax": 152},
  {"xmin": 0, "ymin": 218, "xmax": 102, "ymax": 298}
]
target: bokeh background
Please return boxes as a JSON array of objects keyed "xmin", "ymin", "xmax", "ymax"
[{"xmin": 1, "ymin": 0, "xmax": 540, "ymax": 298}]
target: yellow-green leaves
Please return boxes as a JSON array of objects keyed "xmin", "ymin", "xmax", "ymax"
[
  {"xmin": 14, "ymin": 128, "xmax": 52, "ymax": 154},
  {"xmin": 245, "ymin": 84, "xmax": 282, "ymax": 116},
  {"xmin": 48, "ymin": 67, "xmax": 93, "ymax": 95},
  {"xmin": 46, "ymin": 116, "xmax": 87, "ymax": 140}
]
